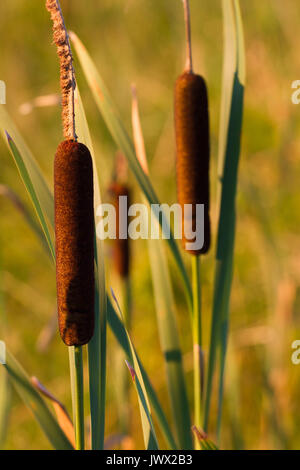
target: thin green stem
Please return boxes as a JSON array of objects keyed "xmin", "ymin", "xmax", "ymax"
[
  {"xmin": 122, "ymin": 276, "xmax": 132, "ymax": 330},
  {"xmin": 192, "ymin": 255, "xmax": 202, "ymax": 448},
  {"xmin": 74, "ymin": 345, "xmax": 85, "ymax": 450},
  {"xmin": 68, "ymin": 347, "xmax": 76, "ymax": 426},
  {"xmin": 117, "ymin": 276, "xmax": 132, "ymax": 433}
]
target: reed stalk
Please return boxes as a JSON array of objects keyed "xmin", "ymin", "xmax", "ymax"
[
  {"xmin": 192, "ymin": 255, "xmax": 202, "ymax": 444},
  {"xmin": 74, "ymin": 346, "xmax": 85, "ymax": 450}
]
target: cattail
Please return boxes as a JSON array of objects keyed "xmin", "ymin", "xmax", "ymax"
[
  {"xmin": 54, "ymin": 140, "xmax": 94, "ymax": 346},
  {"xmin": 109, "ymin": 181, "xmax": 130, "ymax": 279},
  {"xmin": 175, "ymin": 0, "xmax": 210, "ymax": 255},
  {"xmin": 47, "ymin": 0, "xmax": 95, "ymax": 346}
]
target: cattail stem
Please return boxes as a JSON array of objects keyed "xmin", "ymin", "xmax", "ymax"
[
  {"xmin": 182, "ymin": 0, "xmax": 193, "ymax": 73},
  {"xmin": 74, "ymin": 345, "xmax": 85, "ymax": 450},
  {"xmin": 192, "ymin": 255, "xmax": 202, "ymax": 449}
]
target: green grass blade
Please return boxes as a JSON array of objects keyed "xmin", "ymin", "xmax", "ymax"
[
  {"xmin": 70, "ymin": 32, "xmax": 192, "ymax": 311},
  {"xmin": 0, "ymin": 106, "xmax": 54, "ymax": 228},
  {"xmin": 126, "ymin": 359, "xmax": 159, "ymax": 450},
  {"xmin": 106, "ymin": 295, "xmax": 177, "ymax": 450},
  {"xmin": 204, "ymin": 0, "xmax": 245, "ymax": 435},
  {"xmin": 147, "ymin": 232, "xmax": 192, "ymax": 449},
  {"xmin": 200, "ymin": 439, "xmax": 218, "ymax": 451},
  {"xmin": 3, "ymin": 350, "xmax": 73, "ymax": 450},
  {"xmin": 0, "ymin": 185, "xmax": 50, "ymax": 256},
  {"xmin": 75, "ymin": 86, "xmax": 107, "ymax": 450},
  {"xmin": 5, "ymin": 135, "xmax": 55, "ymax": 259},
  {"xmin": 131, "ymin": 87, "xmax": 191, "ymax": 449},
  {"xmin": 111, "ymin": 290, "xmax": 159, "ymax": 450}
]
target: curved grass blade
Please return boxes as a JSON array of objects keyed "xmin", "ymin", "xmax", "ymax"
[
  {"xmin": 131, "ymin": 86, "xmax": 192, "ymax": 449},
  {"xmin": 4, "ymin": 134, "xmax": 55, "ymax": 259},
  {"xmin": 126, "ymin": 360, "xmax": 159, "ymax": 450},
  {"xmin": 146, "ymin": 235, "xmax": 192, "ymax": 449},
  {"xmin": 75, "ymin": 85, "xmax": 107, "ymax": 450},
  {"xmin": 70, "ymin": 32, "xmax": 192, "ymax": 311},
  {"xmin": 31, "ymin": 376, "xmax": 75, "ymax": 448},
  {"xmin": 107, "ymin": 295, "xmax": 177, "ymax": 450},
  {"xmin": 204, "ymin": 0, "xmax": 245, "ymax": 437},
  {"xmin": 3, "ymin": 350, "xmax": 73, "ymax": 450},
  {"xmin": 0, "ymin": 184, "xmax": 50, "ymax": 257},
  {"xmin": 0, "ymin": 106, "xmax": 54, "ymax": 228},
  {"xmin": 111, "ymin": 290, "xmax": 159, "ymax": 450}
]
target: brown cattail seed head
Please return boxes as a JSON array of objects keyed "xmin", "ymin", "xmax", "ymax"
[
  {"xmin": 109, "ymin": 182, "xmax": 130, "ymax": 278},
  {"xmin": 54, "ymin": 140, "xmax": 95, "ymax": 346},
  {"xmin": 175, "ymin": 72, "xmax": 210, "ymax": 255}
]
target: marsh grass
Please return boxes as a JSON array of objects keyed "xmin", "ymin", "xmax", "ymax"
[{"xmin": 0, "ymin": 0, "xmax": 247, "ymax": 450}]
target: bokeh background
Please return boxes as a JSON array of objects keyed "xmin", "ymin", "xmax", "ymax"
[{"xmin": 1, "ymin": 0, "xmax": 300, "ymax": 450}]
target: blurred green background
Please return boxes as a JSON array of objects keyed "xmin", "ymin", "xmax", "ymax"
[{"xmin": 1, "ymin": 0, "xmax": 300, "ymax": 450}]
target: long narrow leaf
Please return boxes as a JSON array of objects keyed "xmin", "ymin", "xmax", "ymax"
[
  {"xmin": 107, "ymin": 295, "xmax": 177, "ymax": 450},
  {"xmin": 0, "ymin": 185, "xmax": 50, "ymax": 256},
  {"xmin": 132, "ymin": 87, "xmax": 191, "ymax": 449},
  {"xmin": 111, "ymin": 290, "xmax": 159, "ymax": 450},
  {"xmin": 3, "ymin": 350, "xmax": 73, "ymax": 450},
  {"xmin": 5, "ymin": 135, "xmax": 55, "ymax": 259},
  {"xmin": 31, "ymin": 376, "xmax": 75, "ymax": 448},
  {"xmin": 0, "ymin": 106, "xmax": 54, "ymax": 228},
  {"xmin": 204, "ymin": 0, "xmax": 245, "ymax": 436}
]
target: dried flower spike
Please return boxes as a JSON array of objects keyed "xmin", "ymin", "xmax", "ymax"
[
  {"xmin": 175, "ymin": 0, "xmax": 211, "ymax": 255},
  {"xmin": 54, "ymin": 140, "xmax": 95, "ymax": 346}
]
